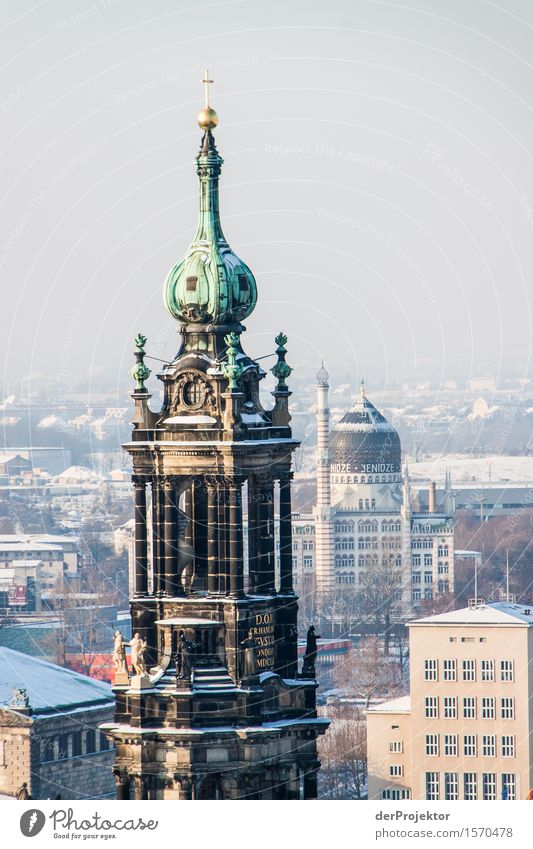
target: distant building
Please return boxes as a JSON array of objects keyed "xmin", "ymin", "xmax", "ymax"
[
  {"xmin": 0, "ymin": 447, "xmax": 71, "ymax": 475},
  {"xmin": 367, "ymin": 602, "xmax": 533, "ymax": 800},
  {"xmin": 0, "ymin": 535, "xmax": 80, "ymax": 594},
  {"xmin": 292, "ymin": 370, "xmax": 455, "ymax": 613},
  {"xmin": 0, "ymin": 647, "xmax": 114, "ymax": 799}
]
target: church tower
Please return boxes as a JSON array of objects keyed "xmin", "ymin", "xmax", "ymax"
[{"xmin": 102, "ymin": 76, "xmax": 328, "ymax": 800}]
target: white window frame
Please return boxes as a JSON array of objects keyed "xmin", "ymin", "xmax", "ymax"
[
  {"xmin": 443, "ymin": 696, "xmax": 458, "ymax": 719},
  {"xmin": 425, "ymin": 696, "xmax": 439, "ymax": 719},
  {"xmin": 500, "ymin": 660, "xmax": 514, "ymax": 682},
  {"xmin": 501, "ymin": 735, "xmax": 515, "ymax": 758},
  {"xmin": 443, "ymin": 659, "xmax": 457, "ymax": 681},
  {"xmin": 444, "ymin": 772, "xmax": 458, "ymax": 800},
  {"xmin": 482, "ymin": 735, "xmax": 496, "ymax": 757},
  {"xmin": 502, "ymin": 774, "xmax": 516, "ymax": 800},
  {"xmin": 424, "ymin": 659, "xmax": 438, "ymax": 681},
  {"xmin": 481, "ymin": 659, "xmax": 495, "ymax": 682},
  {"xmin": 482, "ymin": 696, "xmax": 495, "ymax": 719},
  {"xmin": 426, "ymin": 772, "xmax": 439, "ymax": 800},
  {"xmin": 462, "ymin": 696, "xmax": 476, "ymax": 719},
  {"xmin": 462, "ymin": 659, "xmax": 476, "ymax": 682},
  {"xmin": 444, "ymin": 734, "xmax": 457, "ymax": 756},
  {"xmin": 464, "ymin": 772, "xmax": 477, "ymax": 800},
  {"xmin": 425, "ymin": 734, "xmax": 439, "ymax": 756},
  {"xmin": 389, "ymin": 765, "xmax": 403, "ymax": 777},
  {"xmin": 463, "ymin": 734, "xmax": 477, "ymax": 756},
  {"xmin": 501, "ymin": 697, "xmax": 514, "ymax": 720},
  {"xmin": 482, "ymin": 773, "xmax": 496, "ymax": 800},
  {"xmin": 389, "ymin": 741, "xmax": 403, "ymax": 754}
]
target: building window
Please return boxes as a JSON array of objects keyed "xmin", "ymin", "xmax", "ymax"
[
  {"xmin": 483, "ymin": 773, "xmax": 497, "ymax": 801},
  {"xmin": 463, "ymin": 697, "xmax": 476, "ymax": 719},
  {"xmin": 381, "ymin": 788, "xmax": 411, "ymax": 799},
  {"xmin": 463, "ymin": 735, "xmax": 477, "ymax": 756},
  {"xmin": 443, "ymin": 659, "xmax": 456, "ymax": 681},
  {"xmin": 72, "ymin": 732, "xmax": 82, "ymax": 757},
  {"xmin": 412, "ymin": 572, "xmax": 421, "ymax": 584},
  {"xmin": 444, "ymin": 734, "xmax": 457, "ymax": 756},
  {"xmin": 501, "ymin": 697, "xmax": 514, "ymax": 720},
  {"xmin": 500, "ymin": 660, "xmax": 514, "ymax": 682},
  {"xmin": 501, "ymin": 735, "xmax": 515, "ymax": 758},
  {"xmin": 389, "ymin": 741, "xmax": 403, "ymax": 754},
  {"xmin": 462, "ymin": 659, "xmax": 476, "ymax": 682},
  {"xmin": 426, "ymin": 772, "xmax": 439, "ymax": 800},
  {"xmin": 502, "ymin": 774, "xmax": 516, "ymax": 800},
  {"xmin": 389, "ymin": 765, "xmax": 403, "ymax": 777},
  {"xmin": 423, "ymin": 554, "xmax": 433, "ymax": 567},
  {"xmin": 413, "ymin": 554, "xmax": 421, "ymax": 567},
  {"xmin": 42, "ymin": 738, "xmax": 55, "ymax": 763},
  {"xmin": 443, "ymin": 696, "xmax": 458, "ymax": 719},
  {"xmin": 57, "ymin": 735, "xmax": 69, "ymax": 760},
  {"xmin": 482, "ymin": 697, "xmax": 495, "ymax": 719},
  {"xmin": 85, "ymin": 730, "xmax": 96, "ymax": 755},
  {"xmin": 425, "ymin": 697, "xmax": 438, "ymax": 719},
  {"xmin": 425, "ymin": 734, "xmax": 439, "ymax": 756},
  {"xmin": 303, "ymin": 556, "xmax": 313, "ymax": 568},
  {"xmin": 444, "ymin": 772, "xmax": 458, "ymax": 800},
  {"xmin": 482, "ymin": 735, "xmax": 496, "ymax": 757},
  {"xmin": 464, "ymin": 773, "xmax": 477, "ymax": 800},
  {"xmin": 99, "ymin": 732, "xmax": 110, "ymax": 751},
  {"xmin": 412, "ymin": 589, "xmax": 421, "ymax": 601},
  {"xmin": 424, "ymin": 659, "xmax": 438, "ymax": 681},
  {"xmin": 481, "ymin": 659, "xmax": 494, "ymax": 682},
  {"xmin": 424, "ymin": 572, "xmax": 432, "ymax": 583}
]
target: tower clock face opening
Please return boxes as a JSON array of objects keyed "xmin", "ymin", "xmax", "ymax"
[{"xmin": 183, "ymin": 380, "xmax": 202, "ymax": 407}]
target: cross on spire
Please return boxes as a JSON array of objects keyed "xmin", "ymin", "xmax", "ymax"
[{"xmin": 202, "ymin": 69, "xmax": 213, "ymax": 107}]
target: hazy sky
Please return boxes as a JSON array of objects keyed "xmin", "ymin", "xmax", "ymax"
[{"xmin": 1, "ymin": 0, "xmax": 532, "ymax": 396}]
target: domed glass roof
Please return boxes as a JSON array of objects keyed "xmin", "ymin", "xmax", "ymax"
[{"xmin": 330, "ymin": 383, "xmax": 401, "ymax": 473}]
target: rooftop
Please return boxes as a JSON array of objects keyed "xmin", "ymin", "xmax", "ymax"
[
  {"xmin": 0, "ymin": 647, "xmax": 113, "ymax": 716},
  {"xmin": 410, "ymin": 601, "xmax": 533, "ymax": 627},
  {"xmin": 367, "ymin": 695, "xmax": 411, "ymax": 714}
]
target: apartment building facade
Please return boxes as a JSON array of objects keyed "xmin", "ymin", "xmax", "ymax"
[{"xmin": 367, "ymin": 602, "xmax": 533, "ymax": 800}]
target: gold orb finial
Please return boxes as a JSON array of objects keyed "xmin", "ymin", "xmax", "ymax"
[{"xmin": 198, "ymin": 69, "xmax": 218, "ymax": 130}]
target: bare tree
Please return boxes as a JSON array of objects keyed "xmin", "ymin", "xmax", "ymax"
[
  {"xmin": 332, "ymin": 636, "xmax": 404, "ymax": 709},
  {"xmin": 318, "ymin": 704, "xmax": 367, "ymax": 799}
]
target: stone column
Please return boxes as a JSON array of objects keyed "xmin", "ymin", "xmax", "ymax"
[
  {"xmin": 278, "ymin": 473, "xmax": 294, "ymax": 594},
  {"xmin": 133, "ymin": 477, "xmax": 148, "ymax": 596},
  {"xmin": 257, "ymin": 476, "xmax": 275, "ymax": 594},
  {"xmin": 228, "ymin": 479, "xmax": 244, "ymax": 598},
  {"xmin": 247, "ymin": 476, "xmax": 260, "ymax": 593},
  {"xmin": 151, "ymin": 480, "xmax": 164, "ymax": 595},
  {"xmin": 163, "ymin": 478, "xmax": 182, "ymax": 596},
  {"xmin": 207, "ymin": 480, "xmax": 219, "ymax": 595}
]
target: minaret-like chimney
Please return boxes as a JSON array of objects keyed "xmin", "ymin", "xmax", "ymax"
[
  {"xmin": 428, "ymin": 481, "xmax": 437, "ymax": 513},
  {"xmin": 314, "ymin": 364, "xmax": 335, "ymax": 594}
]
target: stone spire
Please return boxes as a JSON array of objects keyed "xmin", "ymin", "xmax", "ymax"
[{"xmin": 164, "ymin": 77, "xmax": 257, "ymax": 326}]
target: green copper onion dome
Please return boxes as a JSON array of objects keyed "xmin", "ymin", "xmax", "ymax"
[{"xmin": 164, "ymin": 82, "xmax": 257, "ymax": 326}]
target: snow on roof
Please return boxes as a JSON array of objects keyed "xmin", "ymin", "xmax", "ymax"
[
  {"xmin": 0, "ymin": 647, "xmax": 112, "ymax": 714},
  {"xmin": 410, "ymin": 602, "xmax": 533, "ymax": 627},
  {"xmin": 56, "ymin": 466, "xmax": 96, "ymax": 480},
  {"xmin": 367, "ymin": 695, "xmax": 411, "ymax": 714}
]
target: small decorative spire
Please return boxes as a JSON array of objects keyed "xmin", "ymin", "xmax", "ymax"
[
  {"xmin": 360, "ymin": 378, "xmax": 366, "ymax": 399},
  {"xmin": 131, "ymin": 333, "xmax": 151, "ymax": 391},
  {"xmin": 221, "ymin": 332, "xmax": 243, "ymax": 390},
  {"xmin": 272, "ymin": 332, "xmax": 292, "ymax": 391},
  {"xmin": 198, "ymin": 69, "xmax": 218, "ymax": 130}
]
